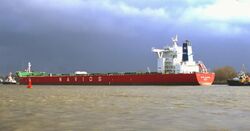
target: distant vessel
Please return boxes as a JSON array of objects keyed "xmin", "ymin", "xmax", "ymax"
[
  {"xmin": 16, "ymin": 36, "xmax": 215, "ymax": 86},
  {"xmin": 3, "ymin": 72, "xmax": 17, "ymax": 84},
  {"xmin": 227, "ymin": 70, "xmax": 250, "ymax": 86}
]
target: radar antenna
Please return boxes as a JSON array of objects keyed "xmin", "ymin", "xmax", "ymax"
[{"xmin": 172, "ymin": 35, "xmax": 178, "ymax": 46}]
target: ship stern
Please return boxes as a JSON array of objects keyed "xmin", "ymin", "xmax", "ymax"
[{"xmin": 195, "ymin": 72, "xmax": 215, "ymax": 86}]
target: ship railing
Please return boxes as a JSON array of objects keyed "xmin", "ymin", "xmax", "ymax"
[{"xmin": 91, "ymin": 72, "xmax": 160, "ymax": 76}]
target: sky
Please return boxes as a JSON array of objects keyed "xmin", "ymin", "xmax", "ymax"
[{"xmin": 0, "ymin": 0, "xmax": 250, "ymax": 75}]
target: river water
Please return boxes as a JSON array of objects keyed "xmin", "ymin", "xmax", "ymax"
[{"xmin": 1, "ymin": 85, "xmax": 250, "ymax": 131}]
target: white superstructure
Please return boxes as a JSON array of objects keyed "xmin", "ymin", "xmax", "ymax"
[
  {"xmin": 75, "ymin": 71, "xmax": 88, "ymax": 75},
  {"xmin": 152, "ymin": 35, "xmax": 206, "ymax": 74}
]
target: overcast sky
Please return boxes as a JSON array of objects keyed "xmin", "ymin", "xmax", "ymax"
[{"xmin": 0, "ymin": 0, "xmax": 250, "ymax": 75}]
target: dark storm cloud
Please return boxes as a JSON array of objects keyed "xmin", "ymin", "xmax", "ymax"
[{"xmin": 0, "ymin": 0, "xmax": 250, "ymax": 75}]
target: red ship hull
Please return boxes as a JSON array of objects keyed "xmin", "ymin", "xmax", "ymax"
[{"xmin": 18, "ymin": 73, "xmax": 215, "ymax": 86}]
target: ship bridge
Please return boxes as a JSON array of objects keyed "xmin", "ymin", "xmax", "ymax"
[{"xmin": 152, "ymin": 35, "xmax": 200, "ymax": 74}]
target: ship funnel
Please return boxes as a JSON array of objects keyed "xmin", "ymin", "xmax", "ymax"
[{"xmin": 182, "ymin": 40, "xmax": 189, "ymax": 62}]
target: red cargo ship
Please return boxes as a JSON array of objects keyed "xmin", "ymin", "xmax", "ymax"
[
  {"xmin": 17, "ymin": 36, "xmax": 215, "ymax": 85},
  {"xmin": 17, "ymin": 72, "xmax": 214, "ymax": 86}
]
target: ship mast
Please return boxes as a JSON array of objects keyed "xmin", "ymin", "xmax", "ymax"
[
  {"xmin": 172, "ymin": 35, "xmax": 178, "ymax": 47},
  {"xmin": 27, "ymin": 62, "xmax": 31, "ymax": 73},
  {"xmin": 241, "ymin": 64, "xmax": 246, "ymax": 73}
]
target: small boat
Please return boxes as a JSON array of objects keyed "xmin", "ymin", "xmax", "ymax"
[
  {"xmin": 227, "ymin": 71, "xmax": 250, "ymax": 86},
  {"xmin": 3, "ymin": 72, "xmax": 17, "ymax": 84}
]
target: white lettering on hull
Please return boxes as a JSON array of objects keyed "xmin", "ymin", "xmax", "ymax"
[
  {"xmin": 200, "ymin": 76, "xmax": 211, "ymax": 81},
  {"xmin": 89, "ymin": 77, "xmax": 93, "ymax": 82},
  {"xmin": 98, "ymin": 77, "xmax": 102, "ymax": 82}
]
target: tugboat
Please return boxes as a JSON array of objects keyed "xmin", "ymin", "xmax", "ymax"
[
  {"xmin": 3, "ymin": 72, "xmax": 17, "ymax": 84},
  {"xmin": 227, "ymin": 65, "xmax": 250, "ymax": 86},
  {"xmin": 227, "ymin": 71, "xmax": 250, "ymax": 86}
]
